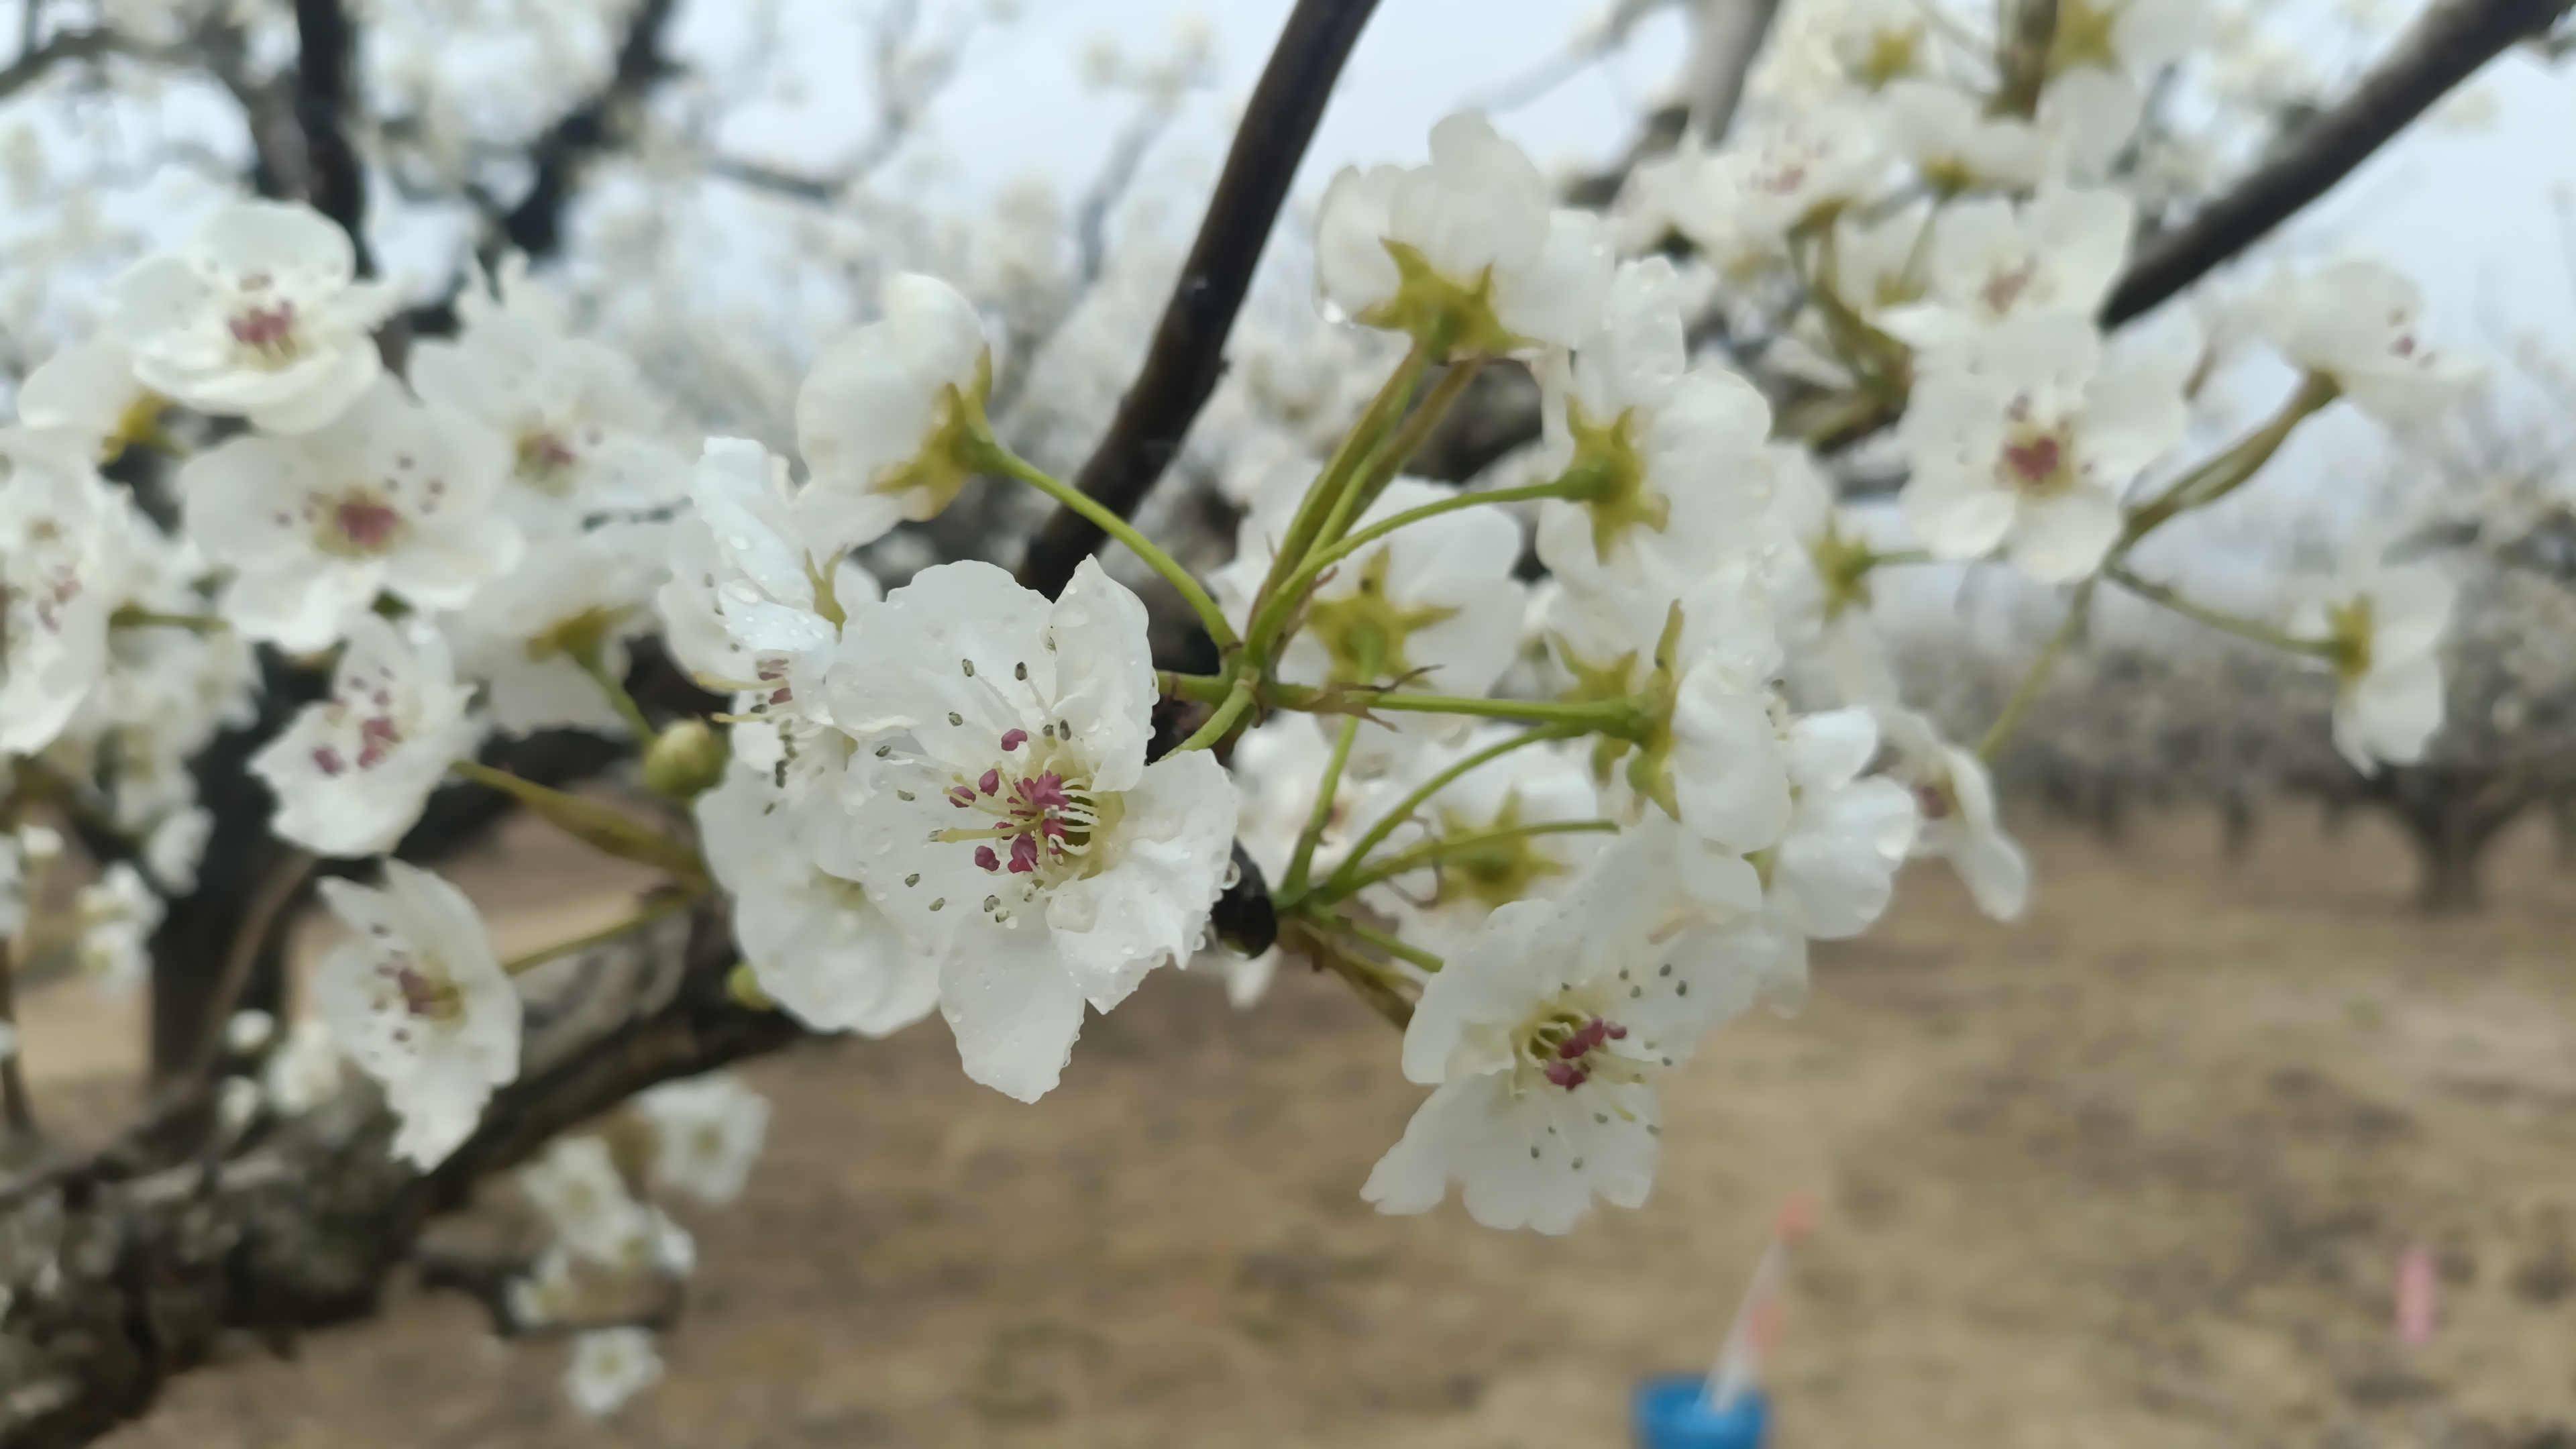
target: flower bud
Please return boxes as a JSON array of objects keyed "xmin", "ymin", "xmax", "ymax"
[
  {"xmin": 643, "ymin": 718, "xmax": 727, "ymax": 800},
  {"xmin": 725, "ymin": 963, "xmax": 775, "ymax": 1013}
]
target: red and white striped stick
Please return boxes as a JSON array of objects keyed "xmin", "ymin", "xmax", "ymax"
[{"xmin": 1706, "ymin": 1195, "xmax": 1817, "ymax": 1413}]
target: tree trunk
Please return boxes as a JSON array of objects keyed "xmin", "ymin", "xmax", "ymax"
[
  {"xmin": 2414, "ymin": 834, "xmax": 2485, "ymax": 914},
  {"xmin": 2220, "ymin": 794, "xmax": 2258, "ymax": 862},
  {"xmin": 2404, "ymin": 794, "xmax": 2517, "ymax": 916}
]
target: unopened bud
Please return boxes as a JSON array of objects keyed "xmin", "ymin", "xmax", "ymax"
[
  {"xmin": 726, "ymin": 963, "xmax": 775, "ymax": 1012},
  {"xmin": 643, "ymin": 718, "xmax": 727, "ymax": 800}
]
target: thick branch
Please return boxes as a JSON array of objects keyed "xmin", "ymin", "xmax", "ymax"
[
  {"xmin": 1015, "ymin": 0, "xmax": 1382, "ymax": 597},
  {"xmin": 1680, "ymin": 0, "xmax": 1783, "ymax": 140},
  {"xmin": 2104, "ymin": 0, "xmax": 2570, "ymax": 325},
  {"xmin": 1430, "ymin": 0, "xmax": 2567, "ymax": 478},
  {"xmin": 291, "ymin": 0, "xmax": 371, "ymax": 274},
  {"xmin": 2, "ymin": 908, "xmax": 805, "ymax": 1449}
]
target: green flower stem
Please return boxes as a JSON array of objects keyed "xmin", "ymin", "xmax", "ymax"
[
  {"xmin": 1976, "ymin": 578, "xmax": 2096, "ymax": 762},
  {"xmin": 2104, "ymin": 565, "xmax": 2331, "ymax": 657},
  {"xmin": 973, "ymin": 440, "xmax": 1240, "ymax": 651},
  {"xmin": 1161, "ymin": 670, "xmax": 1236, "ymax": 706},
  {"xmin": 1311, "ymin": 356, "xmax": 1489, "ymax": 553},
  {"xmin": 572, "ymin": 645, "xmax": 656, "ymax": 743},
  {"xmin": 1291, "ymin": 922, "xmax": 1417, "ymax": 1028},
  {"xmin": 1304, "ymin": 722, "xmax": 1589, "ymax": 908},
  {"xmin": 108, "ymin": 606, "xmax": 227, "ymax": 634},
  {"xmin": 1320, "ymin": 818, "xmax": 1620, "ymax": 905},
  {"xmin": 1174, "ymin": 672, "xmax": 1257, "ymax": 753},
  {"xmin": 500, "ymin": 888, "xmax": 702, "ymax": 977},
  {"xmin": 449, "ymin": 759, "xmax": 707, "ymax": 884},
  {"xmin": 1307, "ymin": 908, "xmax": 1448, "ymax": 973},
  {"xmin": 2121, "ymin": 373, "xmax": 2340, "ymax": 549},
  {"xmin": 1254, "ymin": 476, "xmax": 1590, "ymax": 652},
  {"xmin": 1248, "ymin": 342, "xmax": 1432, "ymax": 658},
  {"xmin": 1980, "ymin": 374, "xmax": 2342, "ymax": 766},
  {"xmin": 1284, "ymin": 684, "xmax": 1644, "ymax": 729},
  {"xmin": 1159, "ymin": 669, "xmax": 1648, "ymax": 733},
  {"xmin": 1282, "ymin": 714, "xmax": 1364, "ymax": 901}
]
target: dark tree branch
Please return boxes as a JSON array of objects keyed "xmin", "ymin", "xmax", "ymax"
[
  {"xmin": 1015, "ymin": 0, "xmax": 1382, "ymax": 597},
  {"xmin": 2, "ymin": 908, "xmax": 805, "ymax": 1449},
  {"xmin": 291, "ymin": 0, "xmax": 372, "ymax": 274},
  {"xmin": 1427, "ymin": 0, "xmax": 2570, "ymax": 477},
  {"xmin": 497, "ymin": 0, "xmax": 680, "ymax": 262},
  {"xmin": 2103, "ymin": 0, "xmax": 2572, "ymax": 325},
  {"xmin": 0, "ymin": 25, "xmax": 117, "ymax": 101}
]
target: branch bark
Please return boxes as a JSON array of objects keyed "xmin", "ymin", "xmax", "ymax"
[
  {"xmin": 1431, "ymin": 0, "xmax": 2569, "ymax": 477},
  {"xmin": 2104, "ymin": 0, "xmax": 2571, "ymax": 325},
  {"xmin": 290, "ymin": 0, "xmax": 371, "ymax": 275},
  {"xmin": 1014, "ymin": 0, "xmax": 1382, "ymax": 598},
  {"xmin": 2, "ymin": 907, "xmax": 804, "ymax": 1449}
]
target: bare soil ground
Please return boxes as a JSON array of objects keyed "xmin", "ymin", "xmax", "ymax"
[{"xmin": 30, "ymin": 806, "xmax": 2576, "ymax": 1448}]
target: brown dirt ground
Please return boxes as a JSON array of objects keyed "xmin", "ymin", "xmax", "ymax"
[{"xmin": 29, "ymin": 806, "xmax": 2576, "ymax": 1448}]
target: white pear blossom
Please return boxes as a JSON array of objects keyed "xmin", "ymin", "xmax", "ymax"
[
  {"xmin": 1878, "ymin": 79, "xmax": 2047, "ymax": 192},
  {"xmin": 1879, "ymin": 707, "xmax": 2030, "ymax": 920},
  {"xmin": 1542, "ymin": 570, "xmax": 1786, "ymax": 883},
  {"xmin": 0, "ymin": 428, "xmax": 121, "ymax": 754},
  {"xmin": 1899, "ymin": 311, "xmax": 2192, "ymax": 582},
  {"xmin": 1762, "ymin": 445, "xmax": 1897, "ymax": 707},
  {"xmin": 444, "ymin": 524, "xmax": 659, "ymax": 736},
  {"xmin": 1371, "ymin": 727, "xmax": 1605, "ymax": 955},
  {"xmin": 2255, "ymin": 259, "xmax": 2477, "ymax": 431},
  {"xmin": 1769, "ymin": 0, "xmax": 1937, "ymax": 93},
  {"xmin": 17, "ymin": 337, "xmax": 160, "ymax": 460},
  {"xmin": 795, "ymin": 272, "xmax": 994, "ymax": 551},
  {"xmin": 313, "ymin": 862, "xmax": 519, "ymax": 1169},
  {"xmin": 107, "ymin": 199, "xmax": 396, "ymax": 433},
  {"xmin": 144, "ymin": 805, "xmax": 213, "ymax": 893},
  {"xmin": 694, "ymin": 760, "xmax": 938, "ymax": 1036},
  {"xmin": 1882, "ymin": 188, "xmax": 2135, "ymax": 350},
  {"xmin": 2035, "ymin": 0, "xmax": 2202, "ymax": 178},
  {"xmin": 74, "ymin": 862, "xmax": 162, "ymax": 990},
  {"xmin": 263, "ymin": 1018, "xmax": 348, "ymax": 1116},
  {"xmin": 519, "ymin": 1135, "xmax": 656, "ymax": 1267},
  {"xmin": 180, "ymin": 378, "xmax": 521, "ymax": 650},
  {"xmin": 250, "ymin": 615, "xmax": 478, "ymax": 858},
  {"xmin": 1214, "ymin": 478, "xmax": 1527, "ymax": 718},
  {"xmin": 1316, "ymin": 111, "xmax": 1610, "ymax": 356},
  {"xmin": 819, "ymin": 559, "xmax": 1238, "ymax": 1102},
  {"xmin": 410, "ymin": 268, "xmax": 688, "ymax": 535},
  {"xmin": 635, "ymin": 1073, "xmax": 771, "ymax": 1206},
  {"xmin": 656, "ymin": 438, "xmax": 852, "ymax": 712},
  {"xmin": 566, "ymin": 1328, "xmax": 663, "ymax": 1418},
  {"xmin": 1362, "ymin": 828, "xmax": 1758, "ymax": 1233},
  {"xmin": 1672, "ymin": 106, "xmax": 1886, "ymax": 271},
  {"xmin": 2294, "ymin": 562, "xmax": 2455, "ymax": 773},
  {"xmin": 1534, "ymin": 258, "xmax": 1776, "ymax": 586},
  {"xmin": 1760, "ymin": 708, "xmax": 1919, "ymax": 945}
]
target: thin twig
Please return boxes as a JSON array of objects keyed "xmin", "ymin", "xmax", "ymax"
[
  {"xmin": 178, "ymin": 850, "xmax": 317, "ymax": 1083},
  {"xmin": 497, "ymin": 0, "xmax": 680, "ymax": 261}
]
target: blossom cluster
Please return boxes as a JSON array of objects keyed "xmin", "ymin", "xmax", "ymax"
[{"xmin": 0, "ymin": 0, "xmax": 2493, "ymax": 1418}]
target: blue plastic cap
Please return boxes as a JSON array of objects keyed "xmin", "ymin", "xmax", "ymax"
[{"xmin": 1631, "ymin": 1375, "xmax": 1768, "ymax": 1449}]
